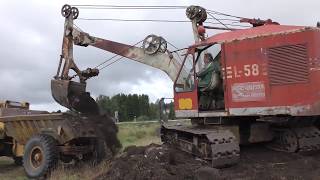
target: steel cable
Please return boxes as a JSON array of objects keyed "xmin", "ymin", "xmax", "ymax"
[
  {"xmin": 78, "ymin": 18, "xmax": 191, "ymax": 23},
  {"xmin": 72, "ymin": 5, "xmax": 188, "ymax": 8},
  {"xmin": 95, "ymin": 40, "xmax": 144, "ymax": 70},
  {"xmin": 77, "ymin": 18, "xmax": 250, "ymax": 28}
]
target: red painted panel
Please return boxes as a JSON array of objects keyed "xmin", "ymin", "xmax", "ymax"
[
  {"xmin": 174, "ymin": 90, "xmax": 198, "ymax": 110},
  {"xmin": 222, "ymin": 29, "xmax": 320, "ymax": 115}
]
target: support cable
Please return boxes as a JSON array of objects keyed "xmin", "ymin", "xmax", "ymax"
[
  {"xmin": 207, "ymin": 12, "xmax": 230, "ymax": 30},
  {"xmin": 94, "ymin": 40, "xmax": 144, "ymax": 70}
]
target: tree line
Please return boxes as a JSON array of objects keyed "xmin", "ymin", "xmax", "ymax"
[{"xmin": 96, "ymin": 93, "xmax": 174, "ymax": 122}]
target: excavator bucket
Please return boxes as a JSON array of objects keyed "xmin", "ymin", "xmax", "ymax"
[
  {"xmin": 51, "ymin": 79, "xmax": 99, "ymax": 114},
  {"xmin": 51, "ymin": 80, "xmax": 99, "ymax": 114},
  {"xmin": 51, "ymin": 79, "xmax": 86, "ymax": 109}
]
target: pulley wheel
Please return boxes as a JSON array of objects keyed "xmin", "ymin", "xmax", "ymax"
[
  {"xmin": 158, "ymin": 36, "xmax": 168, "ymax": 53},
  {"xmin": 71, "ymin": 7, "xmax": 79, "ymax": 19},
  {"xmin": 186, "ymin": 5, "xmax": 198, "ymax": 20},
  {"xmin": 61, "ymin": 4, "xmax": 72, "ymax": 18},
  {"xmin": 142, "ymin": 35, "xmax": 161, "ymax": 55},
  {"xmin": 186, "ymin": 5, "xmax": 207, "ymax": 23},
  {"xmin": 194, "ymin": 7, "xmax": 207, "ymax": 24}
]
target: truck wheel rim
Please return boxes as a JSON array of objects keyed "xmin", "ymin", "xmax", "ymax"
[{"xmin": 30, "ymin": 146, "xmax": 43, "ymax": 169}]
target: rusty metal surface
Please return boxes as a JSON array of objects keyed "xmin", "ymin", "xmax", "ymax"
[
  {"xmin": 193, "ymin": 25, "xmax": 314, "ymax": 47},
  {"xmin": 52, "ymin": 5, "xmax": 100, "ymax": 113},
  {"xmin": 0, "ymin": 113, "xmax": 101, "ymax": 145},
  {"xmin": 51, "ymin": 79, "xmax": 85, "ymax": 110},
  {"xmin": 51, "ymin": 80, "xmax": 99, "ymax": 114}
]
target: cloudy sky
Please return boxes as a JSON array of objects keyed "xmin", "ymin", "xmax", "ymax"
[{"xmin": 0, "ymin": 0, "xmax": 319, "ymax": 111}]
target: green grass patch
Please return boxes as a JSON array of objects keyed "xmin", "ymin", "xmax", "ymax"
[{"xmin": 117, "ymin": 121, "xmax": 161, "ymax": 148}]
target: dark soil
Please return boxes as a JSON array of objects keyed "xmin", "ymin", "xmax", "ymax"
[
  {"xmin": 221, "ymin": 145, "xmax": 320, "ymax": 180},
  {"xmin": 93, "ymin": 144, "xmax": 215, "ymax": 180},
  {"xmin": 90, "ymin": 114, "xmax": 122, "ymax": 154},
  {"xmin": 93, "ymin": 144, "xmax": 320, "ymax": 180}
]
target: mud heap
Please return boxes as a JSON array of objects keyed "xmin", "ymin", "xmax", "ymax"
[
  {"xmin": 92, "ymin": 142, "xmax": 320, "ymax": 180},
  {"xmin": 93, "ymin": 144, "xmax": 221, "ymax": 180}
]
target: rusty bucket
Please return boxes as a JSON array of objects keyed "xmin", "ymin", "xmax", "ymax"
[
  {"xmin": 51, "ymin": 80, "xmax": 99, "ymax": 114},
  {"xmin": 51, "ymin": 79, "xmax": 86, "ymax": 109}
]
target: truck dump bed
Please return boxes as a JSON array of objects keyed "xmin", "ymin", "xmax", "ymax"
[{"xmin": 0, "ymin": 113, "xmax": 101, "ymax": 145}]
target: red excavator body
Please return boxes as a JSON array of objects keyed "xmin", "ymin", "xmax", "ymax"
[{"xmin": 174, "ymin": 25, "xmax": 320, "ymax": 117}]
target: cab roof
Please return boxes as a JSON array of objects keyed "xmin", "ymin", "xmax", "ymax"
[{"xmin": 193, "ymin": 25, "xmax": 317, "ymax": 47}]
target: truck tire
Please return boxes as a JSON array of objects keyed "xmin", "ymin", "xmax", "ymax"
[{"xmin": 23, "ymin": 134, "xmax": 59, "ymax": 178}]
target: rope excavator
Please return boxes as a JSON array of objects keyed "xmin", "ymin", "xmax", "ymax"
[{"xmin": 52, "ymin": 4, "xmax": 320, "ymax": 167}]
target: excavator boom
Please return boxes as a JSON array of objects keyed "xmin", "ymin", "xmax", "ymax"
[
  {"xmin": 52, "ymin": 4, "xmax": 186, "ymax": 113},
  {"xmin": 72, "ymin": 28, "xmax": 187, "ymax": 83}
]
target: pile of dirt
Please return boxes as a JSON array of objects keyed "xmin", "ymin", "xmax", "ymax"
[
  {"xmin": 93, "ymin": 143, "xmax": 320, "ymax": 180},
  {"xmin": 93, "ymin": 144, "xmax": 220, "ymax": 180}
]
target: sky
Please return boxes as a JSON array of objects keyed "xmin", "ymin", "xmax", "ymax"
[{"xmin": 0, "ymin": 0, "xmax": 319, "ymax": 111}]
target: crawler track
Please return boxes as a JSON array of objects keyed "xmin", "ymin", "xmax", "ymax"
[
  {"xmin": 267, "ymin": 126, "xmax": 320, "ymax": 153},
  {"xmin": 161, "ymin": 124, "xmax": 240, "ymax": 168}
]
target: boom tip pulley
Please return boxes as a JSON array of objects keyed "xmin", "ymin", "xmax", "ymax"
[
  {"xmin": 186, "ymin": 5, "xmax": 207, "ymax": 24},
  {"xmin": 61, "ymin": 4, "xmax": 79, "ymax": 19}
]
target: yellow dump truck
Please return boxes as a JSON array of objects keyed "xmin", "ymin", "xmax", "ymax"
[
  {"xmin": 0, "ymin": 101, "xmax": 40, "ymax": 165},
  {"xmin": 0, "ymin": 100, "xmax": 118, "ymax": 178}
]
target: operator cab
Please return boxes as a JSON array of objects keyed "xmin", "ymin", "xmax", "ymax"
[
  {"xmin": 174, "ymin": 43, "xmax": 225, "ymax": 113},
  {"xmin": 196, "ymin": 45, "xmax": 223, "ymax": 110}
]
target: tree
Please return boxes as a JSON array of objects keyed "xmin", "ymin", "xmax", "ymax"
[{"xmin": 96, "ymin": 93, "xmax": 161, "ymax": 122}]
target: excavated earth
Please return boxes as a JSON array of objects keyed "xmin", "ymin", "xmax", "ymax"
[{"xmin": 93, "ymin": 143, "xmax": 320, "ymax": 180}]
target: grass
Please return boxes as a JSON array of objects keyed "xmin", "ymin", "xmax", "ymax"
[
  {"xmin": 49, "ymin": 161, "xmax": 110, "ymax": 180},
  {"xmin": 0, "ymin": 157, "xmax": 27, "ymax": 180},
  {"xmin": 0, "ymin": 121, "xmax": 164, "ymax": 180},
  {"xmin": 117, "ymin": 121, "xmax": 161, "ymax": 148}
]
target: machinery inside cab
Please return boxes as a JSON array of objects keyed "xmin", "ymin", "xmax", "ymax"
[{"xmin": 174, "ymin": 24, "xmax": 320, "ymax": 118}]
